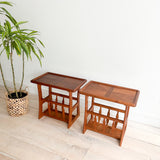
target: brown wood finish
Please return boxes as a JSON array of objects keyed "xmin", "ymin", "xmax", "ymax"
[
  {"xmin": 31, "ymin": 72, "xmax": 87, "ymax": 128},
  {"xmin": 80, "ymin": 81, "xmax": 140, "ymax": 107},
  {"xmin": 37, "ymin": 84, "xmax": 43, "ymax": 119},
  {"xmin": 79, "ymin": 81, "xmax": 140, "ymax": 146},
  {"xmin": 31, "ymin": 72, "xmax": 87, "ymax": 92},
  {"xmin": 83, "ymin": 95, "xmax": 88, "ymax": 133}
]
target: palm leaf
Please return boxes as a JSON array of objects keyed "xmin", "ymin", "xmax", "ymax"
[
  {"xmin": 26, "ymin": 42, "xmax": 32, "ymax": 60},
  {"xmin": 0, "ymin": 1, "xmax": 13, "ymax": 6},
  {"xmin": 38, "ymin": 48, "xmax": 44, "ymax": 57},
  {"xmin": 2, "ymin": 7, "xmax": 17, "ymax": 25},
  {"xmin": 3, "ymin": 41, "xmax": 10, "ymax": 59},
  {"xmin": 5, "ymin": 20, "xmax": 11, "ymax": 34},
  {"xmin": 19, "ymin": 41, "xmax": 29, "ymax": 58},
  {"xmin": 12, "ymin": 38, "xmax": 21, "ymax": 54},
  {"xmin": 14, "ymin": 21, "xmax": 28, "ymax": 28},
  {"xmin": 12, "ymin": 41, "xmax": 21, "ymax": 55},
  {"xmin": 30, "ymin": 45, "xmax": 42, "ymax": 66},
  {"xmin": 28, "ymin": 30, "xmax": 38, "ymax": 36},
  {"xmin": 2, "ymin": 28, "xmax": 7, "ymax": 40},
  {"xmin": 38, "ymin": 39, "xmax": 45, "ymax": 48}
]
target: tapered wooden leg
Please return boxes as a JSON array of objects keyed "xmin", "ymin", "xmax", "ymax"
[
  {"xmin": 68, "ymin": 92, "xmax": 73, "ymax": 128},
  {"xmin": 83, "ymin": 95, "xmax": 88, "ymax": 133},
  {"xmin": 91, "ymin": 97, "xmax": 94, "ymax": 121},
  {"xmin": 120, "ymin": 106, "xmax": 130, "ymax": 146},
  {"xmin": 115, "ymin": 112, "xmax": 119, "ymax": 128},
  {"xmin": 37, "ymin": 84, "xmax": 43, "ymax": 119},
  {"xmin": 55, "ymin": 96, "xmax": 58, "ymax": 117},
  {"xmin": 125, "ymin": 106, "xmax": 130, "ymax": 129},
  {"xmin": 48, "ymin": 86, "xmax": 52, "ymax": 116},
  {"xmin": 62, "ymin": 98, "xmax": 65, "ymax": 120},
  {"xmin": 77, "ymin": 91, "xmax": 80, "ymax": 116}
]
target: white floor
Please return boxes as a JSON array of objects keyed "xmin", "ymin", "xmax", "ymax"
[{"xmin": 0, "ymin": 86, "xmax": 160, "ymax": 160}]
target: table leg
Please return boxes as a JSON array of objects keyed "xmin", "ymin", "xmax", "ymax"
[
  {"xmin": 37, "ymin": 84, "xmax": 43, "ymax": 119},
  {"xmin": 68, "ymin": 91, "xmax": 73, "ymax": 128},
  {"xmin": 48, "ymin": 86, "xmax": 52, "ymax": 116},
  {"xmin": 120, "ymin": 105, "xmax": 130, "ymax": 146},
  {"xmin": 83, "ymin": 95, "xmax": 88, "ymax": 133},
  {"xmin": 62, "ymin": 98, "xmax": 65, "ymax": 120},
  {"xmin": 77, "ymin": 91, "xmax": 80, "ymax": 117},
  {"xmin": 91, "ymin": 97, "xmax": 94, "ymax": 121}
]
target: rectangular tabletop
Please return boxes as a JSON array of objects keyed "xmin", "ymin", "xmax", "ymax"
[
  {"xmin": 79, "ymin": 81, "xmax": 140, "ymax": 107},
  {"xmin": 31, "ymin": 72, "xmax": 87, "ymax": 92}
]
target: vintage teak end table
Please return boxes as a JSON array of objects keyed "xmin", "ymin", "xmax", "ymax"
[
  {"xmin": 79, "ymin": 81, "xmax": 140, "ymax": 146},
  {"xmin": 31, "ymin": 72, "xmax": 86, "ymax": 128}
]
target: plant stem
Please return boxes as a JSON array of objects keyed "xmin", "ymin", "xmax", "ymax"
[
  {"xmin": 0, "ymin": 62, "xmax": 11, "ymax": 97},
  {"xmin": 10, "ymin": 52, "xmax": 18, "ymax": 98},
  {"xmin": 19, "ymin": 51, "xmax": 24, "ymax": 97}
]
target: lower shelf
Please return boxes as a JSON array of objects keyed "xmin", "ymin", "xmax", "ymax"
[
  {"xmin": 86, "ymin": 119, "xmax": 122, "ymax": 139},
  {"xmin": 43, "ymin": 108, "xmax": 76, "ymax": 123}
]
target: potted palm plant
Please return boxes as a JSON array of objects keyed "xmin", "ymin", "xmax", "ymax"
[{"xmin": 0, "ymin": 1, "xmax": 45, "ymax": 116}]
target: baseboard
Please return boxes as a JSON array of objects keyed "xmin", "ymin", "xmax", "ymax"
[{"xmin": 129, "ymin": 111, "xmax": 160, "ymax": 128}]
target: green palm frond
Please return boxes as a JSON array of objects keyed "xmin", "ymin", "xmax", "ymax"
[
  {"xmin": 0, "ymin": 1, "xmax": 13, "ymax": 6},
  {"xmin": 1, "ymin": 7, "xmax": 17, "ymax": 25},
  {"xmin": 0, "ymin": 2, "xmax": 45, "ymax": 97}
]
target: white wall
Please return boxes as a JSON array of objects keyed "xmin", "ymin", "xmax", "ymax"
[{"xmin": 1, "ymin": 0, "xmax": 160, "ymax": 127}]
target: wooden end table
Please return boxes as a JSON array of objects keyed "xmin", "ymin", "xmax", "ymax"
[
  {"xmin": 31, "ymin": 72, "xmax": 87, "ymax": 128},
  {"xmin": 79, "ymin": 81, "xmax": 140, "ymax": 146}
]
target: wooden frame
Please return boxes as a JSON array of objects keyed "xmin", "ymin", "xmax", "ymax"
[
  {"xmin": 31, "ymin": 72, "xmax": 87, "ymax": 128},
  {"xmin": 80, "ymin": 81, "xmax": 140, "ymax": 146}
]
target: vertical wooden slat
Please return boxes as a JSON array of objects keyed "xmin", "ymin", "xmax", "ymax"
[
  {"xmin": 115, "ymin": 111, "xmax": 119, "ymax": 128},
  {"xmin": 83, "ymin": 95, "xmax": 88, "ymax": 133},
  {"xmin": 112, "ymin": 121, "xmax": 115, "ymax": 129},
  {"xmin": 68, "ymin": 92, "xmax": 73, "ymax": 128},
  {"xmin": 98, "ymin": 107, "xmax": 102, "ymax": 123},
  {"xmin": 62, "ymin": 97, "xmax": 65, "ymax": 120},
  {"xmin": 107, "ymin": 109, "xmax": 110, "ymax": 125},
  {"xmin": 55, "ymin": 96, "xmax": 58, "ymax": 117},
  {"xmin": 37, "ymin": 84, "xmax": 43, "ymax": 119},
  {"xmin": 91, "ymin": 97, "xmax": 94, "ymax": 121},
  {"xmin": 48, "ymin": 86, "xmax": 52, "ymax": 116},
  {"xmin": 94, "ymin": 115, "xmax": 97, "ymax": 123},
  {"xmin": 103, "ymin": 118, "xmax": 105, "ymax": 125},
  {"xmin": 77, "ymin": 91, "xmax": 80, "ymax": 116},
  {"xmin": 103, "ymin": 118, "xmax": 106, "ymax": 132}
]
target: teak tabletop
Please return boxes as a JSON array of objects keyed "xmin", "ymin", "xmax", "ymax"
[
  {"xmin": 31, "ymin": 72, "xmax": 87, "ymax": 92},
  {"xmin": 79, "ymin": 81, "xmax": 140, "ymax": 107}
]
